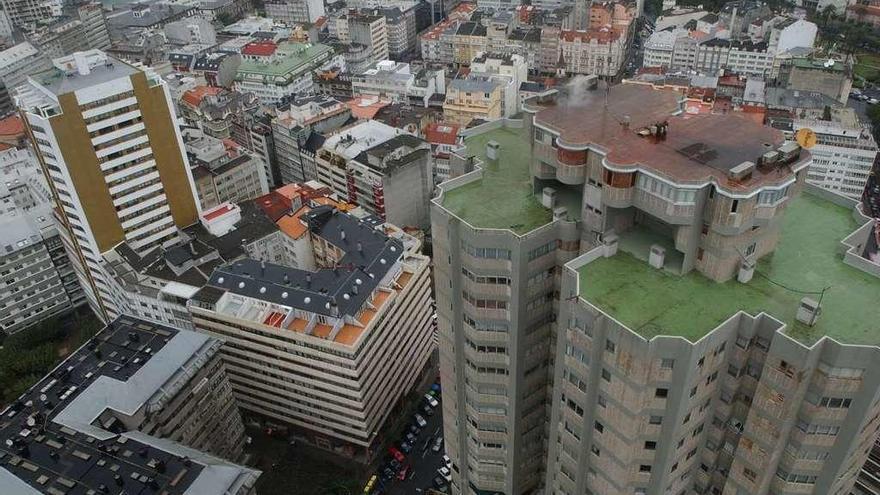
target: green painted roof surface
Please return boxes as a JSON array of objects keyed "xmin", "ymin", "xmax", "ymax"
[
  {"xmin": 441, "ymin": 125, "xmax": 552, "ymax": 235},
  {"xmin": 236, "ymin": 42, "xmax": 332, "ymax": 79},
  {"xmin": 578, "ymin": 193, "xmax": 880, "ymax": 346}
]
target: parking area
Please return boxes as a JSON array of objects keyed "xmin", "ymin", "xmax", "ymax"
[{"xmin": 370, "ymin": 381, "xmax": 452, "ymax": 494}]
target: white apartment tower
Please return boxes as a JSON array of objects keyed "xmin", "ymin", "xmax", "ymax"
[{"xmin": 18, "ymin": 50, "xmax": 202, "ymax": 323}]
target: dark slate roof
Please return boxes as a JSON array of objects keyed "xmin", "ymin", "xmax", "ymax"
[
  {"xmin": 207, "ymin": 206, "xmax": 403, "ymax": 318},
  {"xmin": 112, "ymin": 201, "xmax": 279, "ymax": 287},
  {"xmin": 456, "ymin": 21, "xmax": 486, "ymax": 36},
  {"xmin": 0, "ymin": 317, "xmax": 258, "ymax": 494}
]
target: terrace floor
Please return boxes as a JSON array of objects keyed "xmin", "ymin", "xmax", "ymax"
[
  {"xmin": 578, "ymin": 192, "xmax": 880, "ymax": 346},
  {"xmin": 441, "ymin": 125, "xmax": 552, "ymax": 235}
]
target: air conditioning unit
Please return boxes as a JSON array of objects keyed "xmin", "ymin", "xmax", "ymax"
[
  {"xmin": 603, "ymin": 232, "xmax": 619, "ymax": 257},
  {"xmin": 542, "ymin": 187, "xmax": 557, "ymax": 208},
  {"xmin": 737, "ymin": 258, "xmax": 755, "ymax": 283},
  {"xmin": 796, "ymin": 297, "xmax": 821, "ymax": 326},
  {"xmin": 649, "ymin": 244, "xmax": 666, "ymax": 269},
  {"xmin": 486, "ymin": 140, "xmax": 500, "ymax": 160},
  {"xmin": 553, "ymin": 206, "xmax": 568, "ymax": 221}
]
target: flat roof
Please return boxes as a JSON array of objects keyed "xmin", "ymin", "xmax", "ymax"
[
  {"xmin": 0, "ymin": 317, "xmax": 259, "ymax": 494},
  {"xmin": 236, "ymin": 42, "xmax": 332, "ymax": 78},
  {"xmin": 535, "ymin": 84, "xmax": 807, "ymax": 192},
  {"xmin": 440, "ymin": 125, "xmax": 552, "ymax": 234},
  {"xmin": 577, "ymin": 192, "xmax": 880, "ymax": 345},
  {"xmin": 32, "ymin": 56, "xmax": 139, "ymax": 96}
]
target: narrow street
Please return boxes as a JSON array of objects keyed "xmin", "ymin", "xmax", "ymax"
[{"xmin": 376, "ymin": 395, "xmax": 448, "ymax": 494}]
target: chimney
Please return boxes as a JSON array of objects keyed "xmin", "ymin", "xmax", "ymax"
[
  {"xmin": 356, "ymin": 242, "xmax": 363, "ymax": 253},
  {"xmin": 260, "ymin": 260, "xmax": 266, "ymax": 275},
  {"xmin": 340, "ymin": 229, "xmax": 346, "ymax": 241},
  {"xmin": 306, "ymin": 273, "xmax": 312, "ymax": 286}
]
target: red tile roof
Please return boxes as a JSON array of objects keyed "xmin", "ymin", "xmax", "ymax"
[
  {"xmin": 255, "ymin": 191, "xmax": 292, "ymax": 221},
  {"xmin": 425, "ymin": 122, "xmax": 460, "ymax": 145},
  {"xmin": 202, "ymin": 203, "xmax": 236, "ymax": 221},
  {"xmin": 0, "ymin": 115, "xmax": 25, "ymax": 139},
  {"xmin": 181, "ymin": 86, "xmax": 222, "ymax": 107},
  {"xmin": 242, "ymin": 41, "xmax": 277, "ymax": 57}
]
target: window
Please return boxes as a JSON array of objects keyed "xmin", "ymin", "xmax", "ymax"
[
  {"xmin": 528, "ymin": 241, "xmax": 557, "ymax": 261},
  {"xmin": 605, "ymin": 339, "xmax": 616, "ymax": 353},
  {"xmin": 644, "ymin": 441, "xmax": 657, "ymax": 450},
  {"xmin": 591, "ymin": 445, "xmax": 600, "ymax": 456},
  {"xmin": 757, "ymin": 186, "xmax": 789, "ymax": 205},
  {"xmin": 461, "ymin": 241, "xmax": 511, "ymax": 260},
  {"xmin": 649, "ymin": 415, "xmax": 663, "ymax": 425},
  {"xmin": 661, "ymin": 358, "xmax": 675, "ymax": 369},
  {"xmin": 745, "ymin": 242, "xmax": 756, "ymax": 257},
  {"xmin": 594, "ymin": 421, "xmax": 604, "ymax": 433},
  {"xmin": 731, "ymin": 199, "xmax": 739, "ymax": 213},
  {"xmin": 639, "ymin": 465, "xmax": 652, "ymax": 473},
  {"xmin": 636, "ymin": 175, "xmax": 696, "ymax": 204},
  {"xmin": 656, "ymin": 388, "xmax": 669, "ymax": 398},
  {"xmin": 601, "ymin": 369, "xmax": 611, "ymax": 382}
]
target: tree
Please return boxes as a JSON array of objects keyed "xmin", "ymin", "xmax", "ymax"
[
  {"xmin": 818, "ymin": 4, "xmax": 837, "ymax": 28},
  {"xmin": 216, "ymin": 12, "xmax": 236, "ymax": 26},
  {"xmin": 867, "ymin": 104, "xmax": 880, "ymax": 144}
]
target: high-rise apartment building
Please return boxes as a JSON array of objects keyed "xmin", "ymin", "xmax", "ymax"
[
  {"xmin": 432, "ymin": 82, "xmax": 880, "ymax": 495},
  {"xmin": 315, "ymin": 120, "xmax": 435, "ymax": 228},
  {"xmin": 265, "ymin": 0, "xmax": 326, "ymax": 24},
  {"xmin": 0, "ymin": 316, "xmax": 259, "ymax": 493},
  {"xmin": 18, "ymin": 49, "xmax": 202, "ymax": 323},
  {"xmin": 789, "ymin": 108, "xmax": 878, "ymax": 201},
  {"xmin": 183, "ymin": 127, "xmax": 269, "ymax": 211},
  {"xmin": 0, "ymin": 0, "xmax": 61, "ymax": 29},
  {"xmin": 0, "ymin": 146, "xmax": 84, "ymax": 333},
  {"xmin": 188, "ymin": 204, "xmax": 435, "ymax": 460}
]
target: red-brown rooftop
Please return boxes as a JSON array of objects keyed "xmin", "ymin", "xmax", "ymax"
[{"xmin": 534, "ymin": 83, "xmax": 808, "ymax": 192}]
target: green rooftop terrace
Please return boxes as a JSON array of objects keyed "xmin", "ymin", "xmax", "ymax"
[
  {"xmin": 440, "ymin": 125, "xmax": 552, "ymax": 235},
  {"xmin": 236, "ymin": 42, "xmax": 333, "ymax": 78},
  {"xmin": 578, "ymin": 193, "xmax": 880, "ymax": 346}
]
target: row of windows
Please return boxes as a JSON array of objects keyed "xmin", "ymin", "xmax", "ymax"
[
  {"xmin": 636, "ymin": 174, "xmax": 697, "ymax": 204},
  {"xmin": 463, "ymin": 290, "xmax": 508, "ymax": 310},
  {"xmin": 461, "ymin": 266, "xmax": 510, "ymax": 285},
  {"xmin": 462, "ymin": 241, "xmax": 511, "ymax": 260}
]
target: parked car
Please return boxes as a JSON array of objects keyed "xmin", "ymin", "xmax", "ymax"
[
  {"xmin": 389, "ymin": 447, "xmax": 405, "ymax": 462},
  {"xmin": 442, "ymin": 454, "xmax": 451, "ymax": 467},
  {"xmin": 438, "ymin": 466, "xmax": 452, "ymax": 482},
  {"xmin": 422, "ymin": 403, "xmax": 434, "ymax": 416},
  {"xmin": 381, "ymin": 467, "xmax": 394, "ymax": 481},
  {"xmin": 433, "ymin": 475, "xmax": 448, "ymax": 489},
  {"xmin": 414, "ymin": 414, "xmax": 427, "ymax": 428},
  {"xmin": 389, "ymin": 458, "xmax": 401, "ymax": 471},
  {"xmin": 424, "ymin": 394, "xmax": 439, "ymax": 408},
  {"xmin": 397, "ymin": 464, "xmax": 409, "ymax": 480},
  {"xmin": 405, "ymin": 432, "xmax": 417, "ymax": 444},
  {"xmin": 400, "ymin": 441, "xmax": 413, "ymax": 453},
  {"xmin": 432, "ymin": 436, "xmax": 444, "ymax": 452},
  {"xmin": 408, "ymin": 424, "xmax": 421, "ymax": 436}
]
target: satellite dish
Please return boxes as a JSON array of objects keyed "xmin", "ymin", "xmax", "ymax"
[{"xmin": 796, "ymin": 128, "xmax": 817, "ymax": 149}]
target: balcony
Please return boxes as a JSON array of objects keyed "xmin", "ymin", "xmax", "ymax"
[
  {"xmin": 556, "ymin": 162, "xmax": 586, "ymax": 185},
  {"xmin": 603, "ymin": 186, "xmax": 634, "ymax": 208}
]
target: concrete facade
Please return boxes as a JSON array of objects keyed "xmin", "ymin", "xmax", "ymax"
[{"xmin": 429, "ymin": 83, "xmax": 880, "ymax": 495}]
